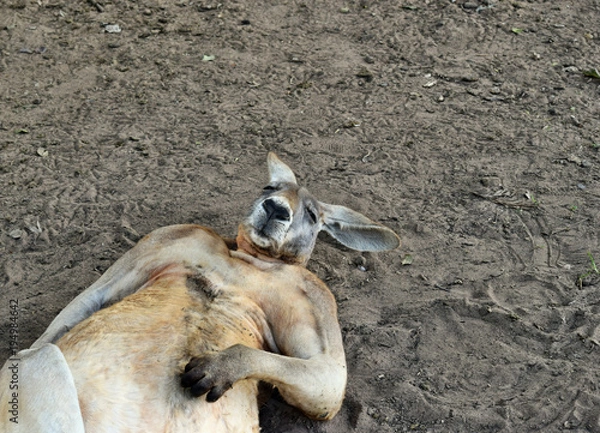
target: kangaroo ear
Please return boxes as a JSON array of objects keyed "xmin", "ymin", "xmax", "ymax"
[
  {"xmin": 267, "ymin": 152, "xmax": 297, "ymax": 185},
  {"xmin": 320, "ymin": 203, "xmax": 400, "ymax": 252}
]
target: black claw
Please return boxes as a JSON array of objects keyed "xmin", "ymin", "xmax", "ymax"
[
  {"xmin": 206, "ymin": 383, "xmax": 231, "ymax": 402},
  {"xmin": 206, "ymin": 388, "xmax": 222, "ymax": 402},
  {"xmin": 190, "ymin": 377, "xmax": 212, "ymax": 397},
  {"xmin": 180, "ymin": 373, "xmax": 192, "ymax": 388},
  {"xmin": 191, "ymin": 385, "xmax": 209, "ymax": 398},
  {"xmin": 181, "ymin": 368, "xmax": 205, "ymax": 389},
  {"xmin": 184, "ymin": 357, "xmax": 201, "ymax": 372}
]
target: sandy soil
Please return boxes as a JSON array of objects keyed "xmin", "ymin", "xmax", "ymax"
[{"xmin": 1, "ymin": 1, "xmax": 600, "ymax": 432}]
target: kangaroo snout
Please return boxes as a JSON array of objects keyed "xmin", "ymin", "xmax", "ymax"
[{"xmin": 262, "ymin": 198, "xmax": 291, "ymax": 222}]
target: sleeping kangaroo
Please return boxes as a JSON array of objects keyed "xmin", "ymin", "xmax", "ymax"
[{"xmin": 0, "ymin": 153, "xmax": 399, "ymax": 432}]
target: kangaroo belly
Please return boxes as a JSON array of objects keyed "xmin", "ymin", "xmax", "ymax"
[{"xmin": 56, "ymin": 271, "xmax": 267, "ymax": 433}]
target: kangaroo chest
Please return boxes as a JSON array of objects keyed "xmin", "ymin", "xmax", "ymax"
[{"xmin": 55, "ymin": 265, "xmax": 273, "ymax": 433}]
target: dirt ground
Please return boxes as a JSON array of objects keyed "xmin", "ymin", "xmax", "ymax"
[{"xmin": 1, "ymin": 0, "xmax": 600, "ymax": 432}]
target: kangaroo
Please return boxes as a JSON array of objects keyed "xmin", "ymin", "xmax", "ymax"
[{"xmin": 0, "ymin": 153, "xmax": 399, "ymax": 433}]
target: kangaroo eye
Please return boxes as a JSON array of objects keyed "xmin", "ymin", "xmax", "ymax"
[
  {"xmin": 306, "ymin": 207, "xmax": 318, "ymax": 224},
  {"xmin": 263, "ymin": 185, "xmax": 277, "ymax": 192}
]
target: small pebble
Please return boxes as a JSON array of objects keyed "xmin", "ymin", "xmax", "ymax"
[
  {"xmin": 104, "ymin": 24, "xmax": 122, "ymax": 34},
  {"xmin": 356, "ymin": 67, "xmax": 374, "ymax": 82},
  {"xmin": 564, "ymin": 65, "xmax": 579, "ymax": 74},
  {"xmin": 354, "ymin": 256, "xmax": 367, "ymax": 271},
  {"xmin": 9, "ymin": 229, "xmax": 23, "ymax": 239}
]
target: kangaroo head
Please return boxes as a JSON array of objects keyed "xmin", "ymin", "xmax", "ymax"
[{"xmin": 236, "ymin": 153, "xmax": 400, "ymax": 266}]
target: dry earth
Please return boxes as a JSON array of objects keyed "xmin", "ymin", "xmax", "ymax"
[{"xmin": 1, "ymin": 1, "xmax": 600, "ymax": 432}]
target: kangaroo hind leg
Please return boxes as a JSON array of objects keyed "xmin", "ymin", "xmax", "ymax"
[{"xmin": 0, "ymin": 344, "xmax": 85, "ymax": 433}]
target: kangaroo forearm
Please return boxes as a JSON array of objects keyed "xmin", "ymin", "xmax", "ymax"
[
  {"xmin": 273, "ymin": 358, "xmax": 346, "ymax": 420},
  {"xmin": 235, "ymin": 345, "xmax": 347, "ymax": 420},
  {"xmin": 182, "ymin": 343, "xmax": 346, "ymax": 420}
]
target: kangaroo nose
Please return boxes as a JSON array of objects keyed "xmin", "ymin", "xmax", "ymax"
[{"xmin": 262, "ymin": 199, "xmax": 290, "ymax": 222}]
